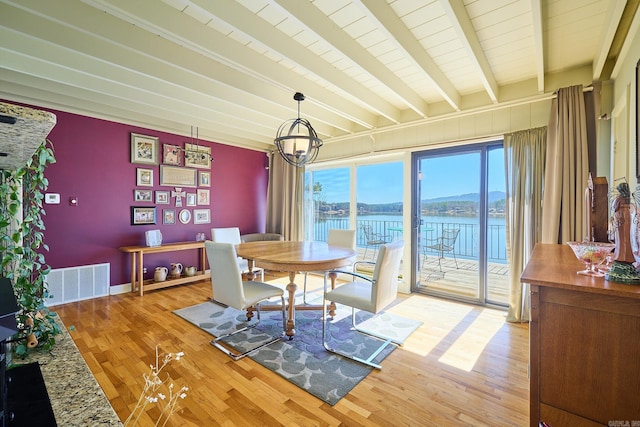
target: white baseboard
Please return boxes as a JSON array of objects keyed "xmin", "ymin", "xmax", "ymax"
[{"xmin": 109, "ymin": 283, "xmax": 132, "ymax": 295}]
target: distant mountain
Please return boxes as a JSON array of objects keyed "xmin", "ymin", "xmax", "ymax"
[
  {"xmin": 320, "ymin": 191, "xmax": 506, "ymax": 214},
  {"xmin": 423, "ymin": 191, "xmax": 505, "ymax": 204}
]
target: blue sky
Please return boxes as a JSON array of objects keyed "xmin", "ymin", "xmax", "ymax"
[
  {"xmin": 310, "ymin": 149, "xmax": 505, "ymax": 204},
  {"xmin": 422, "ymin": 150, "xmax": 506, "ymax": 199}
]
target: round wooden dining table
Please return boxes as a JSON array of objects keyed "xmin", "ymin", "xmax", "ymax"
[{"xmin": 236, "ymin": 240, "xmax": 357, "ymax": 339}]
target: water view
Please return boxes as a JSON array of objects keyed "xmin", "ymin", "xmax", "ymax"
[
  {"xmin": 306, "ymin": 149, "xmax": 509, "ymax": 305},
  {"xmin": 312, "ymin": 213, "xmax": 507, "ymax": 262}
]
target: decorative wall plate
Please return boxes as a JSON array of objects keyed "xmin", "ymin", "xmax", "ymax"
[{"xmin": 179, "ymin": 209, "xmax": 191, "ymax": 224}]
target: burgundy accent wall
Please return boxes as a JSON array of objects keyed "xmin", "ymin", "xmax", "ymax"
[{"xmin": 15, "ymin": 104, "xmax": 268, "ymax": 286}]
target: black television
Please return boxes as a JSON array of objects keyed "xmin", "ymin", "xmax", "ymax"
[{"xmin": 0, "ymin": 278, "xmax": 18, "ymax": 342}]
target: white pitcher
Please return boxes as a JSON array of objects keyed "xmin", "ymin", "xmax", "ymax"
[
  {"xmin": 170, "ymin": 263, "xmax": 183, "ymax": 279},
  {"xmin": 154, "ymin": 266, "xmax": 168, "ymax": 282}
]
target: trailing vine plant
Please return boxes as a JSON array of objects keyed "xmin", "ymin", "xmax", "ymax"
[{"xmin": 0, "ymin": 139, "xmax": 59, "ymax": 357}]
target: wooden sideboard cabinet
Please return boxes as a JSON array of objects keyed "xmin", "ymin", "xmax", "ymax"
[{"xmin": 521, "ymin": 244, "xmax": 640, "ymax": 427}]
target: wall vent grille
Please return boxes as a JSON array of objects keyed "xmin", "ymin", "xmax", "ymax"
[{"xmin": 45, "ymin": 263, "xmax": 110, "ymax": 306}]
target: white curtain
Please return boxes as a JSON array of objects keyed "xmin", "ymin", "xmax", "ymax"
[
  {"xmin": 265, "ymin": 152, "xmax": 305, "ymax": 241},
  {"xmin": 504, "ymin": 127, "xmax": 547, "ymax": 322},
  {"xmin": 541, "ymin": 85, "xmax": 590, "ymax": 243}
]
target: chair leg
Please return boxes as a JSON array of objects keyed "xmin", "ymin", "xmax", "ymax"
[
  {"xmin": 302, "ymin": 272, "xmax": 310, "ymax": 304},
  {"xmin": 452, "ymin": 251, "xmax": 459, "ymax": 269},
  {"xmin": 437, "ymin": 250, "xmax": 444, "ymax": 271},
  {"xmin": 210, "ymin": 296, "xmax": 285, "ymax": 361},
  {"xmin": 349, "ymin": 308, "xmax": 404, "ymax": 346},
  {"xmin": 321, "ymin": 296, "xmax": 396, "ymax": 370}
]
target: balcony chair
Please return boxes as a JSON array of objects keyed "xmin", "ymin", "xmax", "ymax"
[
  {"xmin": 240, "ymin": 233, "xmax": 284, "ymax": 243},
  {"xmin": 322, "ymin": 240, "xmax": 404, "ymax": 369},
  {"xmin": 302, "ymin": 229, "xmax": 356, "ymax": 304},
  {"xmin": 360, "ymin": 224, "xmax": 391, "ymax": 260},
  {"xmin": 422, "ymin": 228, "xmax": 460, "ymax": 271},
  {"xmin": 211, "ymin": 227, "xmax": 264, "ymax": 281},
  {"xmin": 204, "ymin": 241, "xmax": 285, "ymax": 360}
]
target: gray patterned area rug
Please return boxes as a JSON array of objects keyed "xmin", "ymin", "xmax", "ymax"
[{"xmin": 173, "ymin": 300, "xmax": 421, "ymax": 405}]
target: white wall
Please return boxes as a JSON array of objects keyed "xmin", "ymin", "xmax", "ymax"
[
  {"xmin": 319, "ymin": 98, "xmax": 552, "ymax": 161},
  {"xmin": 610, "ymin": 11, "xmax": 640, "ymax": 189}
]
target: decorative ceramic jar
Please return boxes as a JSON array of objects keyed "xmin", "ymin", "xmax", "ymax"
[
  {"xmin": 154, "ymin": 266, "xmax": 168, "ymax": 282},
  {"xmin": 185, "ymin": 266, "xmax": 197, "ymax": 277},
  {"xmin": 170, "ymin": 263, "xmax": 183, "ymax": 279}
]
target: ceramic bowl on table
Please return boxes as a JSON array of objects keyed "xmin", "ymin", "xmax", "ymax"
[{"xmin": 566, "ymin": 241, "xmax": 615, "ymax": 277}]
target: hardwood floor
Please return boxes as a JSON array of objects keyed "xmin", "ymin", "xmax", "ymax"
[{"xmin": 54, "ymin": 271, "xmax": 529, "ymax": 426}]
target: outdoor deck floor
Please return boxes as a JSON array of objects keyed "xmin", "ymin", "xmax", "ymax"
[{"xmin": 354, "ymin": 247, "xmax": 510, "ymax": 305}]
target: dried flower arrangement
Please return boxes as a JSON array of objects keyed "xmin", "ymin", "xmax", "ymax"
[{"xmin": 124, "ymin": 346, "xmax": 188, "ymax": 427}]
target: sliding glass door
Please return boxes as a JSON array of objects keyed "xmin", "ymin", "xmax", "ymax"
[{"xmin": 411, "ymin": 142, "xmax": 508, "ymax": 306}]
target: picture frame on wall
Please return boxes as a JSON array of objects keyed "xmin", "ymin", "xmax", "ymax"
[
  {"xmin": 179, "ymin": 209, "xmax": 191, "ymax": 224},
  {"xmin": 160, "ymin": 165, "xmax": 197, "ymax": 187},
  {"xmin": 131, "ymin": 133, "xmax": 159, "ymax": 165},
  {"xmin": 134, "ymin": 189, "xmax": 153, "ymax": 202},
  {"xmin": 155, "ymin": 190, "xmax": 170, "ymax": 204},
  {"xmin": 184, "ymin": 143, "xmax": 211, "ymax": 169},
  {"xmin": 163, "ymin": 144, "xmax": 182, "ymax": 166},
  {"xmin": 198, "ymin": 171, "xmax": 210, "ymax": 187},
  {"xmin": 136, "ymin": 168, "xmax": 153, "ymax": 187},
  {"xmin": 193, "ymin": 208, "xmax": 211, "ymax": 224},
  {"xmin": 163, "ymin": 209, "xmax": 176, "ymax": 225},
  {"xmin": 186, "ymin": 193, "xmax": 196, "ymax": 206},
  {"xmin": 131, "ymin": 206, "xmax": 156, "ymax": 225},
  {"xmin": 197, "ymin": 189, "xmax": 210, "ymax": 205}
]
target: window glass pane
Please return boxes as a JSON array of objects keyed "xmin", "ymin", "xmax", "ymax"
[
  {"xmin": 418, "ymin": 152, "xmax": 480, "ymax": 299},
  {"xmin": 306, "ymin": 168, "xmax": 350, "ymax": 241},
  {"xmin": 356, "ymin": 162, "xmax": 404, "ymax": 260},
  {"xmin": 487, "ymin": 147, "xmax": 508, "ymax": 305}
]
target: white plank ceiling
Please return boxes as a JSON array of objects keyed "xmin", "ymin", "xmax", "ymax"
[{"xmin": 0, "ymin": 0, "xmax": 637, "ymax": 152}]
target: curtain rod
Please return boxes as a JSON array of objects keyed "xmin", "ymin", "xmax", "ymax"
[{"xmin": 552, "ymin": 85, "xmax": 594, "ymax": 98}]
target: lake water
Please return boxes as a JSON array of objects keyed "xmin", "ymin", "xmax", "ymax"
[{"xmin": 312, "ymin": 213, "xmax": 507, "ymax": 261}]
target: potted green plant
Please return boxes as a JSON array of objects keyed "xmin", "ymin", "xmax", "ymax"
[{"xmin": 0, "ymin": 140, "xmax": 59, "ymax": 357}]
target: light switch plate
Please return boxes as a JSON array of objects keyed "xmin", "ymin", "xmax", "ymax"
[{"xmin": 44, "ymin": 193, "xmax": 60, "ymax": 204}]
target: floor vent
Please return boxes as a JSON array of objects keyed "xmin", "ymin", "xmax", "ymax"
[{"xmin": 45, "ymin": 263, "xmax": 110, "ymax": 306}]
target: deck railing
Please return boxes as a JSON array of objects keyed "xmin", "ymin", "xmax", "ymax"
[{"xmin": 312, "ymin": 217, "xmax": 507, "ymax": 262}]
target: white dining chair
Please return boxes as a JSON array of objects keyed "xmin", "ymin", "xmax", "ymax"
[
  {"xmin": 211, "ymin": 227, "xmax": 264, "ymax": 281},
  {"xmin": 322, "ymin": 240, "xmax": 404, "ymax": 369},
  {"xmin": 205, "ymin": 241, "xmax": 285, "ymax": 360},
  {"xmin": 302, "ymin": 229, "xmax": 356, "ymax": 304}
]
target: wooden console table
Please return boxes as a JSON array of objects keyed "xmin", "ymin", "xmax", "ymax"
[
  {"xmin": 521, "ymin": 243, "xmax": 640, "ymax": 427},
  {"xmin": 119, "ymin": 241, "xmax": 210, "ymax": 296}
]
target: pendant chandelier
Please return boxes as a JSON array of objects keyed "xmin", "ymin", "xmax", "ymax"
[{"xmin": 274, "ymin": 92, "xmax": 323, "ymax": 167}]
